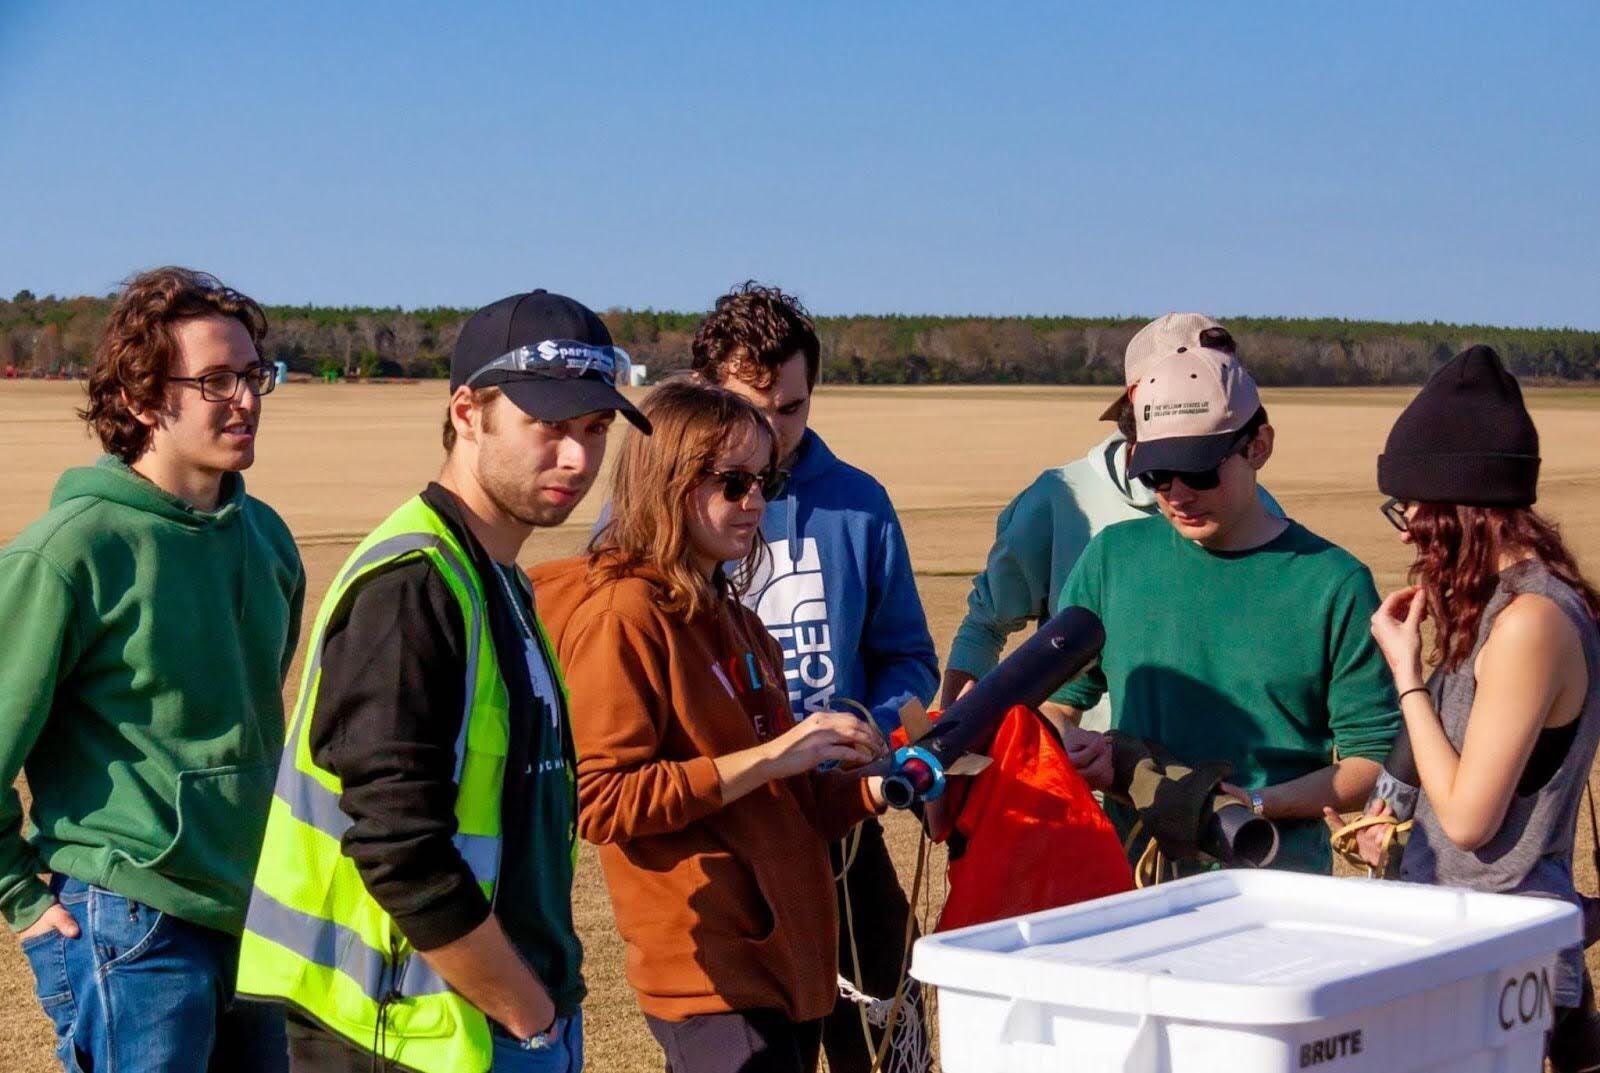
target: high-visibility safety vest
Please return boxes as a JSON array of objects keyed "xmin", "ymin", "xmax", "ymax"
[{"xmin": 238, "ymin": 495, "xmax": 559, "ymax": 1073}]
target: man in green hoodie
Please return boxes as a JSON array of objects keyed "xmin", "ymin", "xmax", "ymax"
[
  {"xmin": 939, "ymin": 314, "xmax": 1283, "ymax": 729},
  {"xmin": 0, "ymin": 267, "xmax": 305, "ymax": 1072}
]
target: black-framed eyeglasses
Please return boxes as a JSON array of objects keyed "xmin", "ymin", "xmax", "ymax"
[
  {"xmin": 169, "ymin": 363, "xmax": 278, "ymax": 402},
  {"xmin": 702, "ymin": 467, "xmax": 789, "ymax": 503},
  {"xmin": 1381, "ymin": 497, "xmax": 1411, "ymax": 532},
  {"xmin": 465, "ymin": 339, "xmax": 632, "ymax": 388},
  {"xmin": 1135, "ymin": 431, "xmax": 1256, "ymax": 493}
]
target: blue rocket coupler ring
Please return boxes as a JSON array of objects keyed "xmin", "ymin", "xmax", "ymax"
[{"xmin": 885, "ymin": 744, "xmax": 947, "ymax": 805}]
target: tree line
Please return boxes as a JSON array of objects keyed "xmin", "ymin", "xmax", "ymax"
[{"xmin": 4, "ymin": 289, "xmax": 1598, "ymax": 386}]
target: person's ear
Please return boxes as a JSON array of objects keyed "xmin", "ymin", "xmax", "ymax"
[
  {"xmin": 123, "ymin": 389, "xmax": 162, "ymax": 430},
  {"xmin": 448, "ymin": 386, "xmax": 480, "ymax": 445},
  {"xmin": 1245, "ymin": 424, "xmax": 1274, "ymax": 470}
]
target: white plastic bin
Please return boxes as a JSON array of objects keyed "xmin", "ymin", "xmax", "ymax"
[{"xmin": 912, "ymin": 870, "xmax": 1579, "ymax": 1073}]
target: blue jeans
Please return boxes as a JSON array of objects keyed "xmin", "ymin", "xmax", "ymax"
[
  {"xmin": 491, "ymin": 1012, "xmax": 584, "ymax": 1072},
  {"xmin": 20, "ymin": 877, "xmax": 287, "ymax": 1073}
]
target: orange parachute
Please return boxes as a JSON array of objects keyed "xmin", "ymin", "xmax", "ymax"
[{"xmin": 891, "ymin": 703, "xmax": 1133, "ymax": 932}]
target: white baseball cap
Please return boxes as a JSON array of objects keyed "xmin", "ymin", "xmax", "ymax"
[
  {"xmin": 1128, "ymin": 347, "xmax": 1263, "ymax": 480},
  {"xmin": 1101, "ymin": 312, "xmax": 1236, "ymax": 421}
]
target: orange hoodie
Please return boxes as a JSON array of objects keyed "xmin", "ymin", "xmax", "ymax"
[{"xmin": 530, "ymin": 556, "xmax": 880, "ymax": 1023}]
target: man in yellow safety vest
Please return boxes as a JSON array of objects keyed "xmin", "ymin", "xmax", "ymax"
[{"xmin": 237, "ymin": 290, "xmax": 650, "ymax": 1072}]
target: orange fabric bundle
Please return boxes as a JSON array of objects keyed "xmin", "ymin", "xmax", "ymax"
[{"xmin": 931, "ymin": 705, "xmax": 1133, "ymax": 931}]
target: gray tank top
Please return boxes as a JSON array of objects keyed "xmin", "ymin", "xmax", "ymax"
[{"xmin": 1401, "ymin": 559, "xmax": 1600, "ymax": 1001}]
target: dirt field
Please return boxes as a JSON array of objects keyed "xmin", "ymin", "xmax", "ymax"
[{"xmin": 1, "ymin": 380, "xmax": 1598, "ymax": 1072}]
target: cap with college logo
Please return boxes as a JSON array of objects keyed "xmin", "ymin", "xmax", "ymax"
[
  {"xmin": 1101, "ymin": 313, "xmax": 1237, "ymax": 421},
  {"xmin": 1128, "ymin": 347, "xmax": 1261, "ymax": 480},
  {"xmin": 451, "ymin": 289, "xmax": 651, "ymax": 433}
]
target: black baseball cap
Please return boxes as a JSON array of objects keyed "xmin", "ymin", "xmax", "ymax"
[{"xmin": 450, "ymin": 289, "xmax": 650, "ymax": 432}]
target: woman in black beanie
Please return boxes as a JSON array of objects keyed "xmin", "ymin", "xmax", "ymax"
[{"xmin": 1355, "ymin": 345, "xmax": 1600, "ymax": 1070}]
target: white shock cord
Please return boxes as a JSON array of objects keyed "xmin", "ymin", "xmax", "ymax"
[{"xmin": 829, "ymin": 697, "xmax": 933, "ymax": 1073}]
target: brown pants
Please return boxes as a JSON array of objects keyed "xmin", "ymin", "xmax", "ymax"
[{"xmin": 647, "ymin": 1009, "xmax": 822, "ymax": 1073}]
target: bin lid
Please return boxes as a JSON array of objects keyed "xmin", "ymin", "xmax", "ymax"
[{"xmin": 911, "ymin": 871, "xmax": 1580, "ymax": 1024}]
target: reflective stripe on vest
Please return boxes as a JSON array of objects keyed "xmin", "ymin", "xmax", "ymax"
[
  {"xmin": 266, "ymin": 530, "xmax": 502, "ymax": 892},
  {"xmin": 267, "ymin": 529, "xmax": 502, "ymax": 892},
  {"xmin": 269, "ymin": 767, "xmax": 503, "ymax": 897},
  {"xmin": 238, "ymin": 497, "xmax": 519, "ymax": 1073},
  {"xmin": 245, "ymin": 887, "xmax": 458, "ymax": 999},
  {"xmin": 270, "ymin": 748, "xmax": 499, "ymax": 889},
  {"xmin": 285, "ymin": 530, "xmax": 483, "ymax": 778}
]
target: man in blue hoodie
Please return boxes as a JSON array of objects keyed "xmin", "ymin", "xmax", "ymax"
[{"xmin": 693, "ymin": 282, "xmax": 938, "ymax": 1073}]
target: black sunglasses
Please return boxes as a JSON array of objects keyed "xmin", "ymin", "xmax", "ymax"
[
  {"xmin": 1135, "ymin": 432, "xmax": 1256, "ymax": 493},
  {"xmin": 1381, "ymin": 497, "xmax": 1411, "ymax": 532},
  {"xmin": 703, "ymin": 467, "xmax": 789, "ymax": 503},
  {"xmin": 1137, "ymin": 465, "xmax": 1225, "ymax": 493},
  {"xmin": 169, "ymin": 363, "xmax": 278, "ymax": 402}
]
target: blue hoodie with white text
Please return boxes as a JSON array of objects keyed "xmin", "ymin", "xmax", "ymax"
[{"xmin": 740, "ymin": 429, "xmax": 939, "ymax": 733}]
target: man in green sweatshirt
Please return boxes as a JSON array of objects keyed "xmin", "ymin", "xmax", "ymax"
[
  {"xmin": 1046, "ymin": 346, "xmax": 1400, "ymax": 874},
  {"xmin": 0, "ymin": 268, "xmax": 305, "ymax": 1072},
  {"xmin": 939, "ymin": 314, "xmax": 1282, "ymax": 729}
]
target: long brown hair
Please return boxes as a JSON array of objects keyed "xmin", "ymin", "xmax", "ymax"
[
  {"xmin": 590, "ymin": 378, "xmax": 777, "ymax": 618},
  {"xmin": 1407, "ymin": 504, "xmax": 1600, "ymax": 669},
  {"xmin": 81, "ymin": 267, "xmax": 268, "ymax": 462}
]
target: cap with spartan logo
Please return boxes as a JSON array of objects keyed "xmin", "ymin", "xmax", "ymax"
[{"xmin": 450, "ymin": 289, "xmax": 651, "ymax": 433}]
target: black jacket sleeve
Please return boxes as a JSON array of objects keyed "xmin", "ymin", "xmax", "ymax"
[{"xmin": 308, "ymin": 558, "xmax": 490, "ymax": 952}]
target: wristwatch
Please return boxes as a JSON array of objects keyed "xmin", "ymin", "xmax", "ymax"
[
  {"xmin": 1248, "ymin": 789, "xmax": 1267, "ymax": 817},
  {"xmin": 518, "ymin": 1019, "xmax": 560, "ymax": 1052}
]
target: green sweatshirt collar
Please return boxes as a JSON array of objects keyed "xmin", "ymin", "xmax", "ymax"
[{"xmin": 50, "ymin": 456, "xmax": 246, "ymax": 528}]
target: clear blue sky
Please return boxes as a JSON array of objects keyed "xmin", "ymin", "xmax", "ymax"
[{"xmin": 3, "ymin": 2, "xmax": 1596, "ymax": 327}]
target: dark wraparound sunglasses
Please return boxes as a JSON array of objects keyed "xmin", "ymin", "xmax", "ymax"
[
  {"xmin": 1135, "ymin": 430, "xmax": 1256, "ymax": 492},
  {"xmin": 1381, "ymin": 497, "xmax": 1411, "ymax": 532},
  {"xmin": 1137, "ymin": 465, "xmax": 1226, "ymax": 493},
  {"xmin": 703, "ymin": 467, "xmax": 789, "ymax": 503},
  {"xmin": 169, "ymin": 363, "xmax": 278, "ymax": 402}
]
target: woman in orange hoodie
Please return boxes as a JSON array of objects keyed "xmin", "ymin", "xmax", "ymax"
[{"xmin": 531, "ymin": 378, "xmax": 888, "ymax": 1073}]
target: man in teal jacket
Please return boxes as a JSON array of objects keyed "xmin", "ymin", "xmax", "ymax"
[
  {"xmin": 0, "ymin": 268, "xmax": 304, "ymax": 1072},
  {"xmin": 940, "ymin": 314, "xmax": 1281, "ymax": 729}
]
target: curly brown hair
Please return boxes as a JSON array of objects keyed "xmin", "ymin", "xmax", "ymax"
[
  {"xmin": 80, "ymin": 267, "xmax": 268, "ymax": 462},
  {"xmin": 1407, "ymin": 504, "xmax": 1600, "ymax": 669},
  {"xmin": 690, "ymin": 281, "xmax": 820, "ymax": 390}
]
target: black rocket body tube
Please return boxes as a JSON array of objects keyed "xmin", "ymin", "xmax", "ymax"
[
  {"xmin": 868, "ymin": 606, "xmax": 1106, "ymax": 807},
  {"xmin": 1201, "ymin": 802, "xmax": 1280, "ymax": 868}
]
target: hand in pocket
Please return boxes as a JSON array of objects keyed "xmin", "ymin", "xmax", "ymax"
[{"xmin": 17, "ymin": 902, "xmax": 79, "ymax": 944}]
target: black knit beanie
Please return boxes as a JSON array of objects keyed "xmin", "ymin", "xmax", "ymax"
[{"xmin": 1377, "ymin": 344, "xmax": 1540, "ymax": 507}]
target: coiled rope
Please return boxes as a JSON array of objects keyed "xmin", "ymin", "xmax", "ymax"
[{"xmin": 1329, "ymin": 813, "xmax": 1413, "ymax": 878}]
